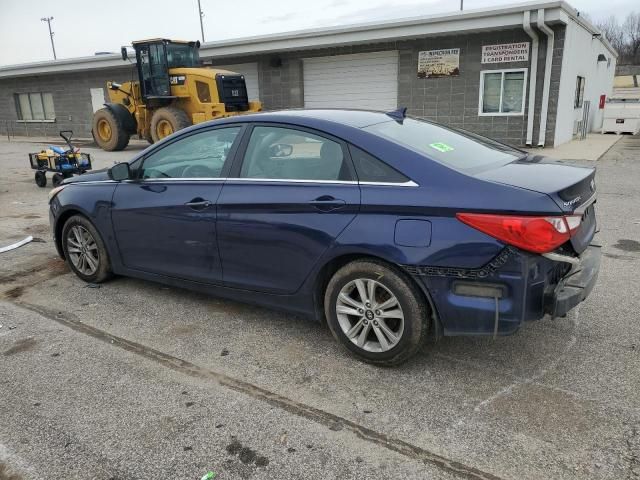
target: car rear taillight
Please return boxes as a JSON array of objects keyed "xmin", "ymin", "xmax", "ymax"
[{"xmin": 456, "ymin": 213, "xmax": 582, "ymax": 254}]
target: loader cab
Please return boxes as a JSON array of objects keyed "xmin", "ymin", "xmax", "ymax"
[{"xmin": 131, "ymin": 39, "xmax": 200, "ymax": 103}]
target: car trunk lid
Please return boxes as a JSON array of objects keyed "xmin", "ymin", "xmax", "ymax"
[{"xmin": 475, "ymin": 156, "xmax": 597, "ymax": 254}]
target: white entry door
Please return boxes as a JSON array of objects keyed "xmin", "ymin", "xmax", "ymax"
[
  {"xmin": 90, "ymin": 88, "xmax": 105, "ymax": 113},
  {"xmin": 303, "ymin": 51, "xmax": 399, "ymax": 110}
]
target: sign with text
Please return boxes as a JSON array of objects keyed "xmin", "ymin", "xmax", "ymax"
[
  {"xmin": 417, "ymin": 48, "xmax": 460, "ymax": 78},
  {"xmin": 481, "ymin": 42, "xmax": 530, "ymax": 64}
]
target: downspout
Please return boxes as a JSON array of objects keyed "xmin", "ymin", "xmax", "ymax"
[
  {"xmin": 537, "ymin": 8, "xmax": 554, "ymax": 147},
  {"xmin": 522, "ymin": 11, "xmax": 538, "ymax": 146}
]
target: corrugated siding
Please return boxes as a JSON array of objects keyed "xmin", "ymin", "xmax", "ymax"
[
  {"xmin": 215, "ymin": 62, "xmax": 260, "ymax": 101},
  {"xmin": 303, "ymin": 51, "xmax": 398, "ymax": 110}
]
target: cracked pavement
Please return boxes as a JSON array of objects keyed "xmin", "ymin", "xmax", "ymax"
[{"xmin": 1, "ymin": 135, "xmax": 639, "ymax": 479}]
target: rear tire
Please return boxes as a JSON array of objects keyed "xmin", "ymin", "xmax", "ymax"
[
  {"xmin": 61, "ymin": 215, "xmax": 112, "ymax": 284},
  {"xmin": 324, "ymin": 260, "xmax": 429, "ymax": 366},
  {"xmin": 150, "ymin": 107, "xmax": 191, "ymax": 143},
  {"xmin": 92, "ymin": 108, "xmax": 130, "ymax": 151},
  {"xmin": 35, "ymin": 171, "xmax": 47, "ymax": 188}
]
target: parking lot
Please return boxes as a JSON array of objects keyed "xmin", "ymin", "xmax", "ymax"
[{"xmin": 1, "ymin": 134, "xmax": 639, "ymax": 480}]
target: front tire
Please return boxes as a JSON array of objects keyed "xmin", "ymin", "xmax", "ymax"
[
  {"xmin": 61, "ymin": 215, "xmax": 112, "ymax": 283},
  {"xmin": 150, "ymin": 107, "xmax": 191, "ymax": 143},
  {"xmin": 92, "ymin": 108, "xmax": 130, "ymax": 151},
  {"xmin": 324, "ymin": 260, "xmax": 429, "ymax": 366}
]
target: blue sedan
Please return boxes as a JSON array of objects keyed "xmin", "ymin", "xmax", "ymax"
[{"xmin": 48, "ymin": 109, "xmax": 600, "ymax": 365}]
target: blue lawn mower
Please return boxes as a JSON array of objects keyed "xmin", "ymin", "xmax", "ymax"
[{"xmin": 29, "ymin": 130, "xmax": 92, "ymax": 187}]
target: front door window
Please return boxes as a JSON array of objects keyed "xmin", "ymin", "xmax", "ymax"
[{"xmin": 140, "ymin": 127, "xmax": 241, "ymax": 179}]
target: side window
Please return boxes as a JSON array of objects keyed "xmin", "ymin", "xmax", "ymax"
[
  {"xmin": 140, "ymin": 127, "xmax": 241, "ymax": 179},
  {"xmin": 239, "ymin": 126, "xmax": 351, "ymax": 181},
  {"xmin": 574, "ymin": 76, "xmax": 585, "ymax": 108},
  {"xmin": 349, "ymin": 145, "xmax": 410, "ymax": 184}
]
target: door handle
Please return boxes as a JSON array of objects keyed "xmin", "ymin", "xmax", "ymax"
[
  {"xmin": 185, "ymin": 198, "xmax": 212, "ymax": 210},
  {"xmin": 309, "ymin": 195, "xmax": 346, "ymax": 212}
]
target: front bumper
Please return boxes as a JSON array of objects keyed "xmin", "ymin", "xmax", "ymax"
[
  {"xmin": 49, "ymin": 199, "xmax": 64, "ymax": 258},
  {"xmin": 547, "ymin": 245, "xmax": 601, "ymax": 318}
]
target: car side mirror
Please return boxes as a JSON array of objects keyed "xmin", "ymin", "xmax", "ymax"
[
  {"xmin": 109, "ymin": 162, "xmax": 131, "ymax": 181},
  {"xmin": 121, "ymin": 47, "xmax": 128, "ymax": 61},
  {"xmin": 268, "ymin": 143, "xmax": 293, "ymax": 158}
]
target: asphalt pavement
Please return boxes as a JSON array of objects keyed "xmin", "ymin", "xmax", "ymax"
[{"xmin": 0, "ymin": 134, "xmax": 639, "ymax": 480}]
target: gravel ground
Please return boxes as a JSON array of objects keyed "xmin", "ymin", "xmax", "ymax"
[{"xmin": 0, "ymin": 135, "xmax": 639, "ymax": 480}]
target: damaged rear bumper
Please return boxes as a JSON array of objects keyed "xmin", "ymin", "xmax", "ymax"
[
  {"xmin": 546, "ymin": 245, "xmax": 601, "ymax": 318},
  {"xmin": 407, "ymin": 243, "xmax": 601, "ymax": 336}
]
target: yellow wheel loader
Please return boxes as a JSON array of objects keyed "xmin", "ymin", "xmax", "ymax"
[{"xmin": 92, "ymin": 39, "xmax": 261, "ymax": 151}]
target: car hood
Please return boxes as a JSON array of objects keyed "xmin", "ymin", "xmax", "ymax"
[{"xmin": 63, "ymin": 168, "xmax": 110, "ymax": 184}]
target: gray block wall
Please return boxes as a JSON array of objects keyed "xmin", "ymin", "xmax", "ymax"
[
  {"xmin": 0, "ymin": 25, "xmax": 564, "ymax": 146},
  {"xmin": 0, "ymin": 67, "xmax": 132, "ymax": 138},
  {"xmin": 398, "ymin": 26, "xmax": 564, "ymax": 146},
  {"xmin": 229, "ymin": 26, "xmax": 564, "ymax": 147}
]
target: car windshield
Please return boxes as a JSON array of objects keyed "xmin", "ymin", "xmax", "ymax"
[
  {"xmin": 166, "ymin": 43, "xmax": 200, "ymax": 68},
  {"xmin": 363, "ymin": 118, "xmax": 525, "ymax": 172}
]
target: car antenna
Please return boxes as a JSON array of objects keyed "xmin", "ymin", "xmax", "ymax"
[{"xmin": 385, "ymin": 107, "xmax": 407, "ymax": 123}]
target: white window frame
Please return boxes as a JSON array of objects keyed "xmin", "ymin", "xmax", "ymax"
[{"xmin": 478, "ymin": 68, "xmax": 528, "ymax": 117}]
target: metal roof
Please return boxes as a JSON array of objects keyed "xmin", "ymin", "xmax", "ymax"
[
  {"xmin": 131, "ymin": 38, "xmax": 197, "ymax": 45},
  {"xmin": 0, "ymin": 0, "xmax": 615, "ymax": 79}
]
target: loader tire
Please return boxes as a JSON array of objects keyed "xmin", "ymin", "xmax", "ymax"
[
  {"xmin": 150, "ymin": 107, "xmax": 191, "ymax": 143},
  {"xmin": 92, "ymin": 108, "xmax": 130, "ymax": 151}
]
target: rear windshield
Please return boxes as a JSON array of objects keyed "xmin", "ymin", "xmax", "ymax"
[{"xmin": 363, "ymin": 118, "xmax": 524, "ymax": 172}]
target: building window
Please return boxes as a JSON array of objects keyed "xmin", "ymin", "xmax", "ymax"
[
  {"xmin": 478, "ymin": 69, "xmax": 527, "ymax": 116},
  {"xmin": 13, "ymin": 92, "xmax": 55, "ymax": 121},
  {"xmin": 574, "ymin": 76, "xmax": 585, "ymax": 108}
]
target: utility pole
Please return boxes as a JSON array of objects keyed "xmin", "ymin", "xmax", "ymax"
[
  {"xmin": 197, "ymin": 0, "xmax": 205, "ymax": 43},
  {"xmin": 460, "ymin": 0, "xmax": 463, "ymax": 10},
  {"xmin": 41, "ymin": 16, "xmax": 56, "ymax": 60}
]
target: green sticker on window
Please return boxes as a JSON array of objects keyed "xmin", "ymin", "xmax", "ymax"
[{"xmin": 429, "ymin": 142, "xmax": 454, "ymax": 153}]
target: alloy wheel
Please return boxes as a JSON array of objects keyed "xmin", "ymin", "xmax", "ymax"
[
  {"xmin": 335, "ymin": 278, "xmax": 404, "ymax": 353},
  {"xmin": 66, "ymin": 225, "xmax": 100, "ymax": 276}
]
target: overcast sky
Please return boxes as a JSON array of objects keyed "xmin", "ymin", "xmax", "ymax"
[{"xmin": 0, "ymin": 0, "xmax": 637, "ymax": 66}]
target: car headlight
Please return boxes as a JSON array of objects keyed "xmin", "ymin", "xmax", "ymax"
[{"xmin": 48, "ymin": 185, "xmax": 66, "ymax": 202}]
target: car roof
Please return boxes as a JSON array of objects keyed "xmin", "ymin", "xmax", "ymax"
[
  {"xmin": 218, "ymin": 109, "xmax": 394, "ymax": 129},
  {"xmin": 136, "ymin": 109, "xmax": 398, "ymax": 163}
]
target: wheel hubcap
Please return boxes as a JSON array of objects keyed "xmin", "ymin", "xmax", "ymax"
[
  {"xmin": 97, "ymin": 119, "xmax": 112, "ymax": 141},
  {"xmin": 66, "ymin": 225, "xmax": 99, "ymax": 276},
  {"xmin": 336, "ymin": 278, "xmax": 404, "ymax": 353},
  {"xmin": 156, "ymin": 120, "xmax": 173, "ymax": 139}
]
